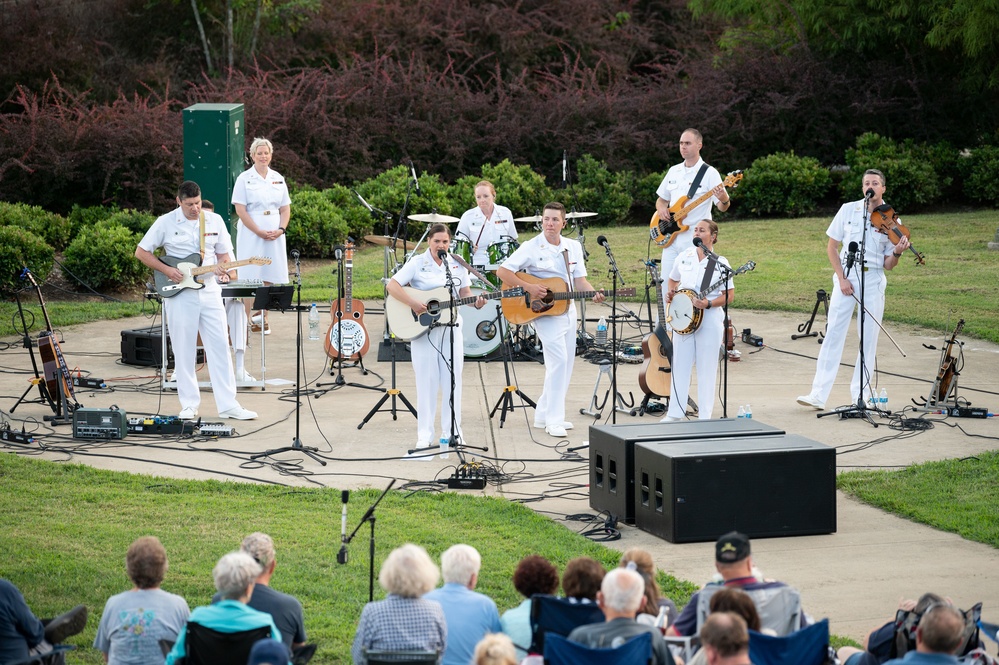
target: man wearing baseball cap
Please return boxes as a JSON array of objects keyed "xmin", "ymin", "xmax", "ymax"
[{"xmin": 667, "ymin": 531, "xmax": 810, "ymax": 637}]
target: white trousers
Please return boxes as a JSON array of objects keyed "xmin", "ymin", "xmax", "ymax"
[
  {"xmin": 164, "ymin": 288, "xmax": 239, "ymax": 414},
  {"xmin": 411, "ymin": 320, "xmax": 464, "ymax": 445},
  {"xmin": 666, "ymin": 308, "xmax": 724, "ymax": 420},
  {"xmin": 808, "ymin": 269, "xmax": 886, "ymax": 404},
  {"xmin": 225, "ymin": 298, "xmax": 248, "ymax": 352},
  {"xmin": 659, "ymin": 244, "xmax": 683, "ymax": 332},
  {"xmin": 533, "ymin": 306, "xmax": 577, "ymax": 427}
]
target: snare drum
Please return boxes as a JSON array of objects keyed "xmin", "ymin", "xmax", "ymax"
[
  {"xmin": 461, "ymin": 284, "xmax": 507, "ymax": 357},
  {"xmin": 486, "ymin": 238, "xmax": 518, "ymax": 266},
  {"xmin": 452, "ymin": 232, "xmax": 472, "ymax": 264},
  {"xmin": 665, "ymin": 289, "xmax": 702, "ymax": 335}
]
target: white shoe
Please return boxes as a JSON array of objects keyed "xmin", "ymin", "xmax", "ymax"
[
  {"xmin": 660, "ymin": 415, "xmax": 682, "ymax": 423},
  {"xmin": 796, "ymin": 394, "xmax": 825, "ymax": 409},
  {"xmin": 534, "ymin": 421, "xmax": 573, "ymax": 430},
  {"xmin": 218, "ymin": 406, "xmax": 258, "ymax": 420},
  {"xmin": 234, "ymin": 369, "xmax": 256, "ymax": 382},
  {"xmin": 250, "ymin": 313, "xmax": 264, "ymax": 324},
  {"xmin": 545, "ymin": 424, "xmax": 568, "ymax": 438},
  {"xmin": 179, "ymin": 407, "xmax": 198, "ymax": 419}
]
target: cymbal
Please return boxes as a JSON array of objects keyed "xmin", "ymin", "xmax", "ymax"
[
  {"xmin": 363, "ymin": 235, "xmax": 417, "ymax": 251},
  {"xmin": 566, "ymin": 211, "xmax": 598, "ymax": 219},
  {"xmin": 513, "ymin": 214, "xmax": 544, "ymax": 223},
  {"xmin": 408, "ymin": 212, "xmax": 459, "ymax": 224}
]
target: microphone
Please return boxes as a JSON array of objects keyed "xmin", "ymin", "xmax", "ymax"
[
  {"xmin": 596, "ymin": 235, "xmax": 610, "ymax": 249},
  {"xmin": 333, "ymin": 245, "xmax": 344, "ymax": 261},
  {"xmin": 693, "ymin": 236, "xmax": 719, "ymax": 260},
  {"xmin": 437, "ymin": 249, "xmax": 448, "ymax": 260},
  {"xmin": 410, "ymin": 162, "xmax": 421, "ymax": 195},
  {"xmin": 336, "ymin": 490, "xmax": 349, "ymax": 564},
  {"xmin": 351, "ymin": 189, "xmax": 374, "ymax": 212},
  {"xmin": 290, "ymin": 248, "xmax": 301, "ymax": 259},
  {"xmin": 846, "ymin": 241, "xmax": 858, "ymax": 272},
  {"xmin": 865, "ymin": 188, "xmax": 875, "ymax": 200}
]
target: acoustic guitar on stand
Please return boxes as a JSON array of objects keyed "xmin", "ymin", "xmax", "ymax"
[
  {"xmin": 637, "ymin": 262, "xmax": 672, "ymax": 399},
  {"xmin": 500, "ymin": 273, "xmax": 636, "ymax": 326},
  {"xmin": 649, "ymin": 170, "xmax": 743, "ymax": 248},
  {"xmin": 23, "ymin": 268, "xmax": 79, "ymax": 411},
  {"xmin": 326, "ymin": 242, "xmax": 370, "ymax": 360}
]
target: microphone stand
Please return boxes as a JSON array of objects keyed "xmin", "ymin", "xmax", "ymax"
[
  {"xmin": 601, "ymin": 241, "xmax": 626, "ymax": 424},
  {"xmin": 250, "ymin": 252, "xmax": 327, "ymax": 465},
  {"xmin": 341, "ymin": 479, "xmax": 396, "ymax": 602},
  {"xmin": 718, "ymin": 262, "xmax": 733, "ymax": 418}
]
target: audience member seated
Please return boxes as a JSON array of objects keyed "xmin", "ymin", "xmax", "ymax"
[
  {"xmin": 699, "ymin": 612, "xmax": 752, "ymax": 665},
  {"xmin": 165, "ymin": 551, "xmax": 282, "ymax": 665},
  {"xmin": 212, "ymin": 533, "xmax": 306, "ymax": 654},
  {"xmin": 668, "ymin": 531, "xmax": 808, "ymax": 638},
  {"xmin": 93, "ymin": 536, "xmax": 191, "ymax": 665},
  {"xmin": 474, "ymin": 633, "xmax": 518, "ymax": 665},
  {"xmin": 0, "ymin": 577, "xmax": 87, "ymax": 665},
  {"xmin": 838, "ymin": 594, "xmax": 945, "ymax": 665},
  {"xmin": 351, "ymin": 544, "xmax": 446, "ymax": 665},
  {"xmin": 686, "ymin": 588, "xmax": 763, "ymax": 665},
  {"xmin": 561, "ymin": 557, "xmax": 606, "ymax": 603},
  {"xmin": 424, "ymin": 544, "xmax": 502, "ymax": 665},
  {"xmin": 882, "ymin": 603, "xmax": 967, "ymax": 665},
  {"xmin": 566, "ymin": 568, "xmax": 676, "ymax": 665},
  {"xmin": 619, "ymin": 548, "xmax": 679, "ymax": 628},
  {"xmin": 249, "ymin": 638, "xmax": 292, "ymax": 665},
  {"xmin": 500, "ymin": 555, "xmax": 559, "ymax": 660}
]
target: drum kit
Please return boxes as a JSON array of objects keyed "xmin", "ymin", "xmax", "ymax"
[{"xmin": 364, "ymin": 208, "xmax": 597, "ymax": 359}]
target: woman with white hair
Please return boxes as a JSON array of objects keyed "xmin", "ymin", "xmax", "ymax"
[
  {"xmin": 165, "ymin": 551, "xmax": 282, "ymax": 665},
  {"xmin": 351, "ymin": 544, "xmax": 446, "ymax": 664},
  {"xmin": 232, "ymin": 136, "xmax": 292, "ymax": 334}
]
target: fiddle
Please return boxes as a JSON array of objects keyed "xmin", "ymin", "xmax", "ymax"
[{"xmin": 870, "ymin": 204, "xmax": 926, "ymax": 265}]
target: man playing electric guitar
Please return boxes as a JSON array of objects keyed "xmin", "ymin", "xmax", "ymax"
[
  {"xmin": 135, "ymin": 180, "xmax": 257, "ymax": 421},
  {"xmin": 654, "ymin": 128, "xmax": 732, "ymax": 302}
]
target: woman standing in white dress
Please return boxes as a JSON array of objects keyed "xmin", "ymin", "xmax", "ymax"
[{"xmin": 231, "ymin": 137, "xmax": 291, "ymax": 334}]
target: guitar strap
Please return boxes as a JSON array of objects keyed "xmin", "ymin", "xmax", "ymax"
[
  {"xmin": 699, "ymin": 255, "xmax": 717, "ymax": 294},
  {"xmin": 448, "ymin": 252, "xmax": 495, "ymax": 291},
  {"xmin": 473, "ymin": 211, "xmax": 489, "ymax": 249},
  {"xmin": 560, "ymin": 247, "xmax": 573, "ymax": 291},
  {"xmin": 199, "ymin": 210, "xmax": 206, "ymax": 262},
  {"xmin": 687, "ymin": 164, "xmax": 709, "ymax": 199}
]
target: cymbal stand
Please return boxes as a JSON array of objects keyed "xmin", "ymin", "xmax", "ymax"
[
  {"xmin": 489, "ymin": 302, "xmax": 536, "ymax": 427},
  {"xmin": 560, "ymin": 150, "xmax": 592, "ymax": 334},
  {"xmin": 351, "ymin": 189, "xmax": 398, "ymax": 342}
]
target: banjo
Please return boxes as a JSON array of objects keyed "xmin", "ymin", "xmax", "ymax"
[{"xmin": 667, "ymin": 261, "xmax": 755, "ymax": 335}]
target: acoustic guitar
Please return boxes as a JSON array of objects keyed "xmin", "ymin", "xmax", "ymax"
[
  {"xmin": 153, "ymin": 253, "xmax": 271, "ymax": 298},
  {"xmin": 325, "ymin": 242, "xmax": 370, "ymax": 360},
  {"xmin": 649, "ymin": 170, "xmax": 743, "ymax": 248},
  {"xmin": 23, "ymin": 268, "xmax": 78, "ymax": 408},
  {"xmin": 934, "ymin": 319, "xmax": 964, "ymax": 403},
  {"xmin": 386, "ymin": 286, "xmax": 523, "ymax": 341},
  {"xmin": 637, "ymin": 262, "xmax": 672, "ymax": 399},
  {"xmin": 500, "ymin": 273, "xmax": 636, "ymax": 326}
]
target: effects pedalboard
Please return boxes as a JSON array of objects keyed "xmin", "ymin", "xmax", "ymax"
[{"xmin": 126, "ymin": 416, "xmax": 234, "ymax": 437}]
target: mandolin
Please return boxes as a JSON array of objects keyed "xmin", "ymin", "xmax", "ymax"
[
  {"xmin": 649, "ymin": 170, "xmax": 743, "ymax": 248},
  {"xmin": 325, "ymin": 242, "xmax": 370, "ymax": 360},
  {"xmin": 637, "ymin": 262, "xmax": 672, "ymax": 399}
]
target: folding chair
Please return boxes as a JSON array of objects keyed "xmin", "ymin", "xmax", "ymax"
[
  {"xmin": 543, "ymin": 631, "xmax": 652, "ymax": 665},
  {"xmin": 528, "ymin": 595, "xmax": 606, "ymax": 655},
  {"xmin": 11, "ymin": 645, "xmax": 75, "ymax": 665},
  {"xmin": 362, "ymin": 648, "xmax": 441, "ymax": 664},
  {"xmin": 175, "ymin": 623, "xmax": 274, "ymax": 665},
  {"xmin": 696, "ymin": 584, "xmax": 803, "ymax": 637},
  {"xmin": 748, "ymin": 618, "xmax": 831, "ymax": 665}
]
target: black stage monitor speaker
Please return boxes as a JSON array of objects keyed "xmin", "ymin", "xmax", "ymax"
[
  {"xmin": 588, "ymin": 420, "xmax": 785, "ymax": 524},
  {"xmin": 633, "ymin": 434, "xmax": 837, "ymax": 543},
  {"xmin": 120, "ymin": 326, "xmax": 205, "ymax": 369}
]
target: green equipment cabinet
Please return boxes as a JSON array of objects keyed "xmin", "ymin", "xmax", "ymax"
[{"xmin": 182, "ymin": 103, "xmax": 246, "ymax": 238}]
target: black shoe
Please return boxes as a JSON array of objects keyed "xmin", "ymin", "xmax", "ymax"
[{"xmin": 44, "ymin": 605, "xmax": 87, "ymax": 644}]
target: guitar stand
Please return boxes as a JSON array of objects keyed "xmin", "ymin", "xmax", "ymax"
[
  {"xmin": 488, "ymin": 303, "xmax": 536, "ymax": 428},
  {"xmin": 793, "ymin": 289, "xmax": 829, "ymax": 342},
  {"xmin": 636, "ymin": 393, "xmax": 668, "ymax": 417},
  {"xmin": 357, "ymin": 337, "xmax": 417, "ymax": 429},
  {"xmin": 579, "ymin": 359, "xmax": 633, "ymax": 419},
  {"xmin": 10, "ymin": 289, "xmax": 55, "ymax": 415}
]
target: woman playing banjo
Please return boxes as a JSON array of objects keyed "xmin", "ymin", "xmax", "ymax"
[{"xmin": 661, "ymin": 219, "xmax": 734, "ymax": 422}]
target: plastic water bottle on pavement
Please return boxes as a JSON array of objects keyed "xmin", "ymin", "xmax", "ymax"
[
  {"xmin": 879, "ymin": 387, "xmax": 888, "ymax": 411},
  {"xmin": 596, "ymin": 316, "xmax": 608, "ymax": 345},
  {"xmin": 439, "ymin": 437, "xmax": 450, "ymax": 459},
  {"xmin": 308, "ymin": 303, "xmax": 320, "ymax": 340},
  {"xmin": 745, "ymin": 404, "xmax": 753, "ymax": 419},
  {"xmin": 737, "ymin": 406, "xmax": 746, "ymax": 419}
]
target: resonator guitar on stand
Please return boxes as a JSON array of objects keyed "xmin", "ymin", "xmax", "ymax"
[{"xmin": 326, "ymin": 242, "xmax": 370, "ymax": 360}]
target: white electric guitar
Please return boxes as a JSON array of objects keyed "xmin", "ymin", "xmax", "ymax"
[{"xmin": 154, "ymin": 253, "xmax": 271, "ymax": 297}]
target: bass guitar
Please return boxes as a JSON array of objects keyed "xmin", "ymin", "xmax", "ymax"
[
  {"xmin": 667, "ymin": 261, "xmax": 755, "ymax": 335},
  {"xmin": 638, "ymin": 262, "xmax": 672, "ymax": 399},
  {"xmin": 500, "ymin": 273, "xmax": 636, "ymax": 325},
  {"xmin": 649, "ymin": 170, "xmax": 743, "ymax": 248},
  {"xmin": 325, "ymin": 242, "xmax": 370, "ymax": 360},
  {"xmin": 934, "ymin": 319, "xmax": 964, "ymax": 403},
  {"xmin": 386, "ymin": 286, "xmax": 524, "ymax": 341},
  {"xmin": 153, "ymin": 253, "xmax": 271, "ymax": 298},
  {"xmin": 23, "ymin": 268, "xmax": 79, "ymax": 410}
]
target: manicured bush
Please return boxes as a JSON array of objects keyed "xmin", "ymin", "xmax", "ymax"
[
  {"xmin": 287, "ymin": 189, "xmax": 350, "ymax": 258},
  {"xmin": 322, "ymin": 184, "xmax": 377, "ymax": 242},
  {"xmin": 62, "ymin": 223, "xmax": 146, "ymax": 291},
  {"xmin": 962, "ymin": 146, "xmax": 999, "ymax": 206},
  {"xmin": 0, "ymin": 202, "xmax": 72, "ymax": 251},
  {"xmin": 0, "ymin": 227, "xmax": 53, "ymax": 296},
  {"xmin": 740, "ymin": 152, "xmax": 831, "ymax": 217},
  {"xmin": 97, "ymin": 209, "xmax": 155, "ymax": 236},
  {"xmin": 452, "ymin": 160, "xmax": 553, "ymax": 220},
  {"xmin": 552, "ymin": 155, "xmax": 634, "ymax": 225},
  {"xmin": 68, "ymin": 204, "xmax": 119, "ymax": 240},
  {"xmin": 355, "ymin": 166, "xmax": 458, "ymax": 232},
  {"xmin": 842, "ymin": 133, "xmax": 955, "ymax": 211}
]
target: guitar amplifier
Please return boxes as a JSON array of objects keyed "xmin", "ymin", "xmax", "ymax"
[
  {"xmin": 120, "ymin": 326, "xmax": 204, "ymax": 369},
  {"xmin": 73, "ymin": 407, "xmax": 128, "ymax": 440}
]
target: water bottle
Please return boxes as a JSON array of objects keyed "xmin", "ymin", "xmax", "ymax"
[
  {"xmin": 654, "ymin": 606, "xmax": 669, "ymax": 634},
  {"xmin": 439, "ymin": 436, "xmax": 450, "ymax": 459},
  {"xmin": 737, "ymin": 406, "xmax": 746, "ymax": 419},
  {"xmin": 879, "ymin": 387, "xmax": 888, "ymax": 411},
  {"xmin": 596, "ymin": 316, "xmax": 608, "ymax": 345},
  {"xmin": 308, "ymin": 303, "xmax": 320, "ymax": 340},
  {"xmin": 745, "ymin": 404, "xmax": 753, "ymax": 419}
]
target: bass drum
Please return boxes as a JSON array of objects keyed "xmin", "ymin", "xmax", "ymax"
[
  {"xmin": 461, "ymin": 285, "xmax": 507, "ymax": 357},
  {"xmin": 452, "ymin": 232, "xmax": 472, "ymax": 265}
]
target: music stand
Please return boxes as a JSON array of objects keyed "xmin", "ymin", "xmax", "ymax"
[{"xmin": 251, "ymin": 285, "xmax": 294, "ymax": 313}]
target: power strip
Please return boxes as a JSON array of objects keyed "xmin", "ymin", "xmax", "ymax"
[
  {"xmin": 1, "ymin": 429, "xmax": 34, "ymax": 444},
  {"xmin": 941, "ymin": 406, "xmax": 990, "ymax": 419},
  {"xmin": 72, "ymin": 376, "xmax": 107, "ymax": 389},
  {"xmin": 197, "ymin": 423, "xmax": 235, "ymax": 437}
]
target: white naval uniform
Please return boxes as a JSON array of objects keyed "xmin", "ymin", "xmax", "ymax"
[
  {"xmin": 805, "ymin": 199, "xmax": 895, "ymax": 405},
  {"xmin": 656, "ymin": 158, "xmax": 723, "ymax": 281},
  {"xmin": 500, "ymin": 234, "xmax": 587, "ymax": 428},
  {"xmin": 455, "ymin": 204, "xmax": 518, "ymax": 267},
  {"xmin": 138, "ymin": 208, "xmax": 241, "ymax": 415},
  {"xmin": 391, "ymin": 250, "xmax": 472, "ymax": 446},
  {"xmin": 666, "ymin": 247, "xmax": 732, "ymax": 421},
  {"xmin": 231, "ymin": 166, "xmax": 291, "ymax": 284}
]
